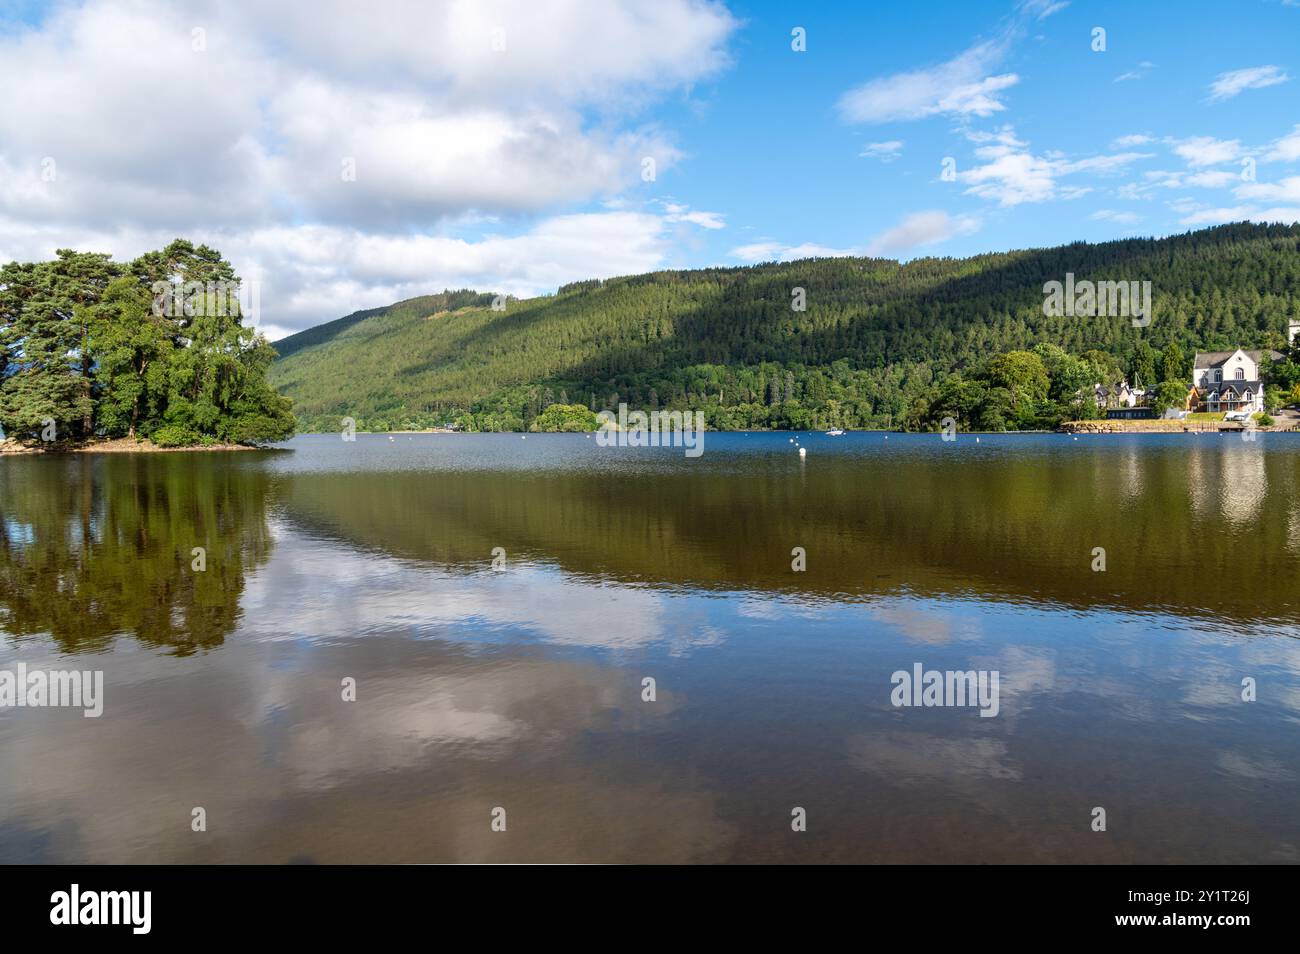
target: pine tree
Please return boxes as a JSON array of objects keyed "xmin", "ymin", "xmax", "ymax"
[{"xmin": 0, "ymin": 251, "xmax": 120, "ymax": 440}]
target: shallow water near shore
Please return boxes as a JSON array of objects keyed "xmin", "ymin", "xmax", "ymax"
[{"xmin": 1, "ymin": 431, "xmax": 1298, "ymax": 863}]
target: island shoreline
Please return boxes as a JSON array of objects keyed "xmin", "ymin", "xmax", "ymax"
[{"xmin": 1, "ymin": 437, "xmax": 268, "ymax": 455}]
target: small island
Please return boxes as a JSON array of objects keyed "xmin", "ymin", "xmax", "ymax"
[{"xmin": 0, "ymin": 240, "xmax": 295, "ymax": 452}]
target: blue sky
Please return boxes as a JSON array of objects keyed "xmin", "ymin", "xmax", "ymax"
[
  {"xmin": 0, "ymin": 0, "xmax": 1297, "ymax": 337},
  {"xmin": 639, "ymin": 0, "xmax": 1300, "ymax": 265}
]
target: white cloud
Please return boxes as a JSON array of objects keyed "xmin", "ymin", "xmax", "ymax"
[
  {"xmin": 1116, "ymin": 183, "xmax": 1152, "ymax": 201},
  {"xmin": 1115, "ymin": 61, "xmax": 1155, "ymax": 83},
  {"xmin": 1170, "ymin": 136, "xmax": 1244, "ymax": 167},
  {"xmin": 728, "ymin": 241, "xmax": 858, "ymax": 262},
  {"xmin": 0, "ymin": 208, "xmax": 707, "ymax": 341},
  {"xmin": 729, "ymin": 242, "xmax": 786, "ymax": 263},
  {"xmin": 0, "ymin": 0, "xmax": 740, "ymax": 335},
  {"xmin": 964, "ymin": 126, "xmax": 1028, "ymax": 152},
  {"xmin": 1091, "ymin": 210, "xmax": 1141, "ymax": 225},
  {"xmin": 1208, "ymin": 65, "xmax": 1290, "ymax": 102},
  {"xmin": 662, "ymin": 202, "xmax": 726, "ymax": 229},
  {"xmin": 957, "ymin": 129, "xmax": 1149, "ymax": 206},
  {"xmin": 836, "ymin": 3, "xmax": 1072, "ymax": 125},
  {"xmin": 222, "ymin": 0, "xmax": 738, "ymax": 107},
  {"xmin": 1020, "ymin": 0, "xmax": 1070, "ymax": 19},
  {"xmin": 863, "ymin": 210, "xmax": 981, "ymax": 256},
  {"xmin": 860, "ymin": 140, "xmax": 905, "ymax": 162},
  {"xmin": 1236, "ymin": 176, "xmax": 1300, "ymax": 205},
  {"xmin": 773, "ymin": 242, "xmax": 860, "ymax": 259},
  {"xmin": 0, "ymin": 1, "xmax": 733, "ymax": 231},
  {"xmin": 1144, "ymin": 169, "xmax": 1241, "ymax": 189},
  {"xmin": 1062, "ymin": 153, "xmax": 1153, "ymax": 175},
  {"xmin": 1176, "ymin": 203, "xmax": 1300, "ymax": 227},
  {"xmin": 1184, "ymin": 170, "xmax": 1242, "ymax": 188},
  {"xmin": 1112, "ymin": 134, "xmax": 1154, "ymax": 148},
  {"xmin": 730, "ymin": 210, "xmax": 980, "ymax": 264},
  {"xmin": 961, "ymin": 154, "xmax": 1054, "ymax": 205},
  {"xmin": 838, "ymin": 39, "xmax": 1019, "ymax": 123},
  {"xmin": 1266, "ymin": 125, "xmax": 1300, "ymax": 163}
]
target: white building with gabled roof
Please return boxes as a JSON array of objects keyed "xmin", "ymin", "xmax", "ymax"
[{"xmin": 1191, "ymin": 349, "xmax": 1282, "ymax": 414}]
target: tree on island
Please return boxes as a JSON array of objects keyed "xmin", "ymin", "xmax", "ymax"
[{"xmin": 0, "ymin": 240, "xmax": 295, "ymax": 446}]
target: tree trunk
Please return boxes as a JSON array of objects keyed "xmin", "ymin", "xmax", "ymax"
[{"xmin": 81, "ymin": 354, "xmax": 93, "ymax": 437}]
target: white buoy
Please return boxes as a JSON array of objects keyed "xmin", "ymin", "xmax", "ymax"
[{"xmin": 799, "ymin": 447, "xmax": 806, "ymax": 458}]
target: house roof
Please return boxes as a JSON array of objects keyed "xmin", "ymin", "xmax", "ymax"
[
  {"xmin": 1193, "ymin": 349, "xmax": 1284, "ymax": 370},
  {"xmin": 1201, "ymin": 380, "xmax": 1261, "ymax": 397}
]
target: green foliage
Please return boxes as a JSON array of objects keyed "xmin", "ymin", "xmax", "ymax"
[
  {"xmin": 986, "ymin": 350, "xmax": 1050, "ymax": 406},
  {"xmin": 1159, "ymin": 341, "xmax": 1186, "ymax": 383},
  {"xmin": 149, "ymin": 423, "xmax": 208, "ymax": 448},
  {"xmin": 530, "ymin": 403, "xmax": 599, "ymax": 432},
  {"xmin": 0, "ymin": 251, "xmax": 118, "ymax": 438},
  {"xmin": 1151, "ymin": 379, "xmax": 1192, "ymax": 414},
  {"xmin": 1130, "ymin": 340, "xmax": 1157, "ymax": 390},
  {"xmin": 86, "ymin": 276, "xmax": 171, "ymax": 437},
  {"xmin": 0, "ymin": 240, "xmax": 295, "ymax": 446},
  {"xmin": 268, "ymin": 223, "xmax": 1300, "ymax": 432},
  {"xmin": 905, "ymin": 347, "xmax": 1079, "ymax": 432}
]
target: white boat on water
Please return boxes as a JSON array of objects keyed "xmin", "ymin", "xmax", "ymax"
[{"xmin": 826, "ymin": 428, "xmax": 845, "ymax": 436}]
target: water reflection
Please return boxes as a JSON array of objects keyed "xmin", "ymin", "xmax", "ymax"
[
  {"xmin": 1, "ymin": 434, "xmax": 1298, "ymax": 863},
  {"xmin": 272, "ymin": 434, "xmax": 1300, "ymax": 624},
  {"xmin": 0, "ymin": 454, "xmax": 272, "ymax": 654}
]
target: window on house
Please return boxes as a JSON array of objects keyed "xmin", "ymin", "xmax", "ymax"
[
  {"xmin": 1213, "ymin": 370, "xmax": 1221, "ymax": 381},
  {"xmin": 1235, "ymin": 369, "xmax": 1244, "ymax": 379}
]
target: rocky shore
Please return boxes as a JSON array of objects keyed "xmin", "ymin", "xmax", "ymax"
[
  {"xmin": 1, "ymin": 437, "xmax": 263, "ymax": 455},
  {"xmin": 1057, "ymin": 419, "xmax": 1269, "ymax": 434}
]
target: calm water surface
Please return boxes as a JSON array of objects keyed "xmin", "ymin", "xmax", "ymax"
[{"xmin": 2, "ymin": 432, "xmax": 1298, "ymax": 863}]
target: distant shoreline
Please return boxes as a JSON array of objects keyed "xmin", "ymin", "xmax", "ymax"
[{"xmin": 296, "ymin": 427, "xmax": 1063, "ymax": 436}]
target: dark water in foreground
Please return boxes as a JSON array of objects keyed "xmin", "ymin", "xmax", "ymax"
[{"xmin": 1, "ymin": 432, "xmax": 1298, "ymax": 863}]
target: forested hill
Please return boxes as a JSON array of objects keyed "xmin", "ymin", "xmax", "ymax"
[
  {"xmin": 271, "ymin": 289, "xmax": 497, "ymax": 361},
  {"xmin": 268, "ymin": 222, "xmax": 1300, "ymax": 432}
]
